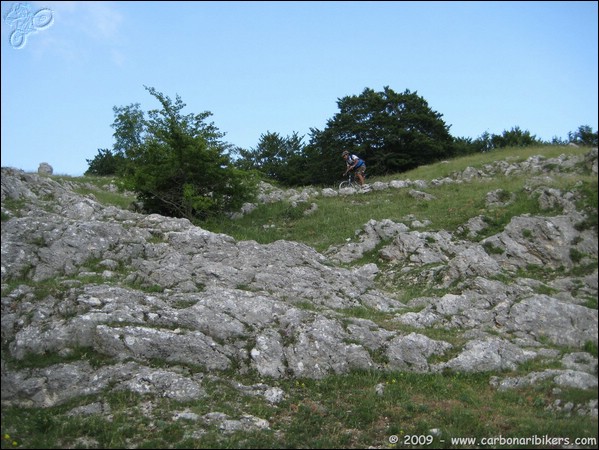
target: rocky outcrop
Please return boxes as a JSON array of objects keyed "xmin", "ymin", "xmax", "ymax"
[{"xmin": 1, "ymin": 149, "xmax": 597, "ymax": 413}]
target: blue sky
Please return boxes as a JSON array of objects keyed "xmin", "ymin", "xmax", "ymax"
[{"xmin": 2, "ymin": 1, "xmax": 597, "ymax": 176}]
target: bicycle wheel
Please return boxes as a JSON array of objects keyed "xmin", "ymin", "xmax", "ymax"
[{"xmin": 339, "ymin": 181, "xmax": 350, "ymax": 189}]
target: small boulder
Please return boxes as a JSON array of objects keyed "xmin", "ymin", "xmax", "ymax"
[{"xmin": 38, "ymin": 162, "xmax": 53, "ymax": 175}]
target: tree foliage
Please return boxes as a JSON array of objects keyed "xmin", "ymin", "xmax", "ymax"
[
  {"xmin": 490, "ymin": 126, "xmax": 542, "ymax": 149},
  {"xmin": 306, "ymin": 87, "xmax": 456, "ymax": 184},
  {"xmin": 112, "ymin": 103, "xmax": 146, "ymax": 156},
  {"xmin": 95, "ymin": 87, "xmax": 256, "ymax": 220},
  {"xmin": 235, "ymin": 131, "xmax": 306, "ymax": 185},
  {"xmin": 85, "ymin": 148, "xmax": 125, "ymax": 176},
  {"xmin": 86, "ymin": 104, "xmax": 145, "ymax": 176},
  {"xmin": 87, "ymin": 84, "xmax": 597, "ymax": 196},
  {"xmin": 457, "ymin": 125, "xmax": 598, "ymax": 154},
  {"xmin": 569, "ymin": 125, "xmax": 598, "ymax": 147}
]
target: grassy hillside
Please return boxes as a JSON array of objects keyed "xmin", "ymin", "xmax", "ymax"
[
  {"xmin": 203, "ymin": 145, "xmax": 597, "ymax": 253},
  {"xmin": 4, "ymin": 145, "xmax": 595, "ymax": 449}
]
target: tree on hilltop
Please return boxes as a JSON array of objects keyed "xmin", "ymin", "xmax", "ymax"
[
  {"xmin": 88, "ymin": 86, "xmax": 256, "ymax": 220},
  {"xmin": 306, "ymin": 86, "xmax": 456, "ymax": 184}
]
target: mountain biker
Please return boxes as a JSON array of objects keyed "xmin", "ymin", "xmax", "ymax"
[{"xmin": 342, "ymin": 150, "xmax": 366, "ymax": 186}]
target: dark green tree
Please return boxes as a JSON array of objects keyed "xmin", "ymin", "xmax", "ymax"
[
  {"xmin": 85, "ymin": 148, "xmax": 125, "ymax": 176},
  {"xmin": 307, "ymin": 86, "xmax": 455, "ymax": 184},
  {"xmin": 235, "ymin": 131, "xmax": 306, "ymax": 185},
  {"xmin": 458, "ymin": 128, "xmax": 542, "ymax": 154},
  {"xmin": 490, "ymin": 126, "xmax": 542, "ymax": 148},
  {"xmin": 472, "ymin": 132, "xmax": 493, "ymax": 152},
  {"xmin": 85, "ymin": 104, "xmax": 145, "ymax": 176},
  {"xmin": 111, "ymin": 103, "xmax": 146, "ymax": 161},
  {"xmin": 550, "ymin": 136, "xmax": 568, "ymax": 146},
  {"xmin": 568, "ymin": 125, "xmax": 598, "ymax": 147},
  {"xmin": 113, "ymin": 86, "xmax": 256, "ymax": 220}
]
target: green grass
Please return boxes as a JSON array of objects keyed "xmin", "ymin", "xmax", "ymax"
[
  {"xmin": 1, "ymin": 370, "xmax": 597, "ymax": 449},
  {"xmin": 203, "ymin": 146, "xmax": 596, "ymax": 253}
]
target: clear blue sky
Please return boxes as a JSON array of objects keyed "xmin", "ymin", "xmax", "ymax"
[{"xmin": 2, "ymin": 1, "xmax": 597, "ymax": 176}]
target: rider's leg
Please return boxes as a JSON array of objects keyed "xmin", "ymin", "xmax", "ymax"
[{"xmin": 357, "ymin": 168, "xmax": 365, "ymax": 185}]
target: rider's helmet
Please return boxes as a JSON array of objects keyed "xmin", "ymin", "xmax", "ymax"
[{"xmin": 342, "ymin": 150, "xmax": 349, "ymax": 157}]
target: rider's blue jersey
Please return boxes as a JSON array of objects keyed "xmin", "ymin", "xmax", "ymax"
[{"xmin": 348, "ymin": 155, "xmax": 364, "ymax": 168}]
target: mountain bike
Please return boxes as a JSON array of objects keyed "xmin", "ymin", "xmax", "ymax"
[{"xmin": 339, "ymin": 171, "xmax": 363, "ymax": 189}]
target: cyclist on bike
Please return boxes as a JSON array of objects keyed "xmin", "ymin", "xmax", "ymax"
[{"xmin": 342, "ymin": 150, "xmax": 366, "ymax": 186}]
